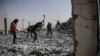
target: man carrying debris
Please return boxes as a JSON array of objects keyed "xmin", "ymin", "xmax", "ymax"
[{"xmin": 27, "ymin": 19, "xmax": 45, "ymax": 42}]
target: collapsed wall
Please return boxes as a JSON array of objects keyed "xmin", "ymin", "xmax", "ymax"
[{"xmin": 72, "ymin": 0, "xmax": 98, "ymax": 56}]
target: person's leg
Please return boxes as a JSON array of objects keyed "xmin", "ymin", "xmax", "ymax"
[
  {"xmin": 9, "ymin": 30, "xmax": 12, "ymax": 36},
  {"xmin": 33, "ymin": 31, "xmax": 37, "ymax": 42},
  {"xmin": 27, "ymin": 30, "xmax": 29, "ymax": 38},
  {"xmin": 50, "ymin": 29, "xmax": 52, "ymax": 35},
  {"xmin": 12, "ymin": 30, "xmax": 16, "ymax": 44},
  {"xmin": 30, "ymin": 31, "xmax": 33, "ymax": 37},
  {"xmin": 47, "ymin": 29, "xmax": 49, "ymax": 36}
]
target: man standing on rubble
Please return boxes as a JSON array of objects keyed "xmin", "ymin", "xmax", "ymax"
[{"xmin": 10, "ymin": 19, "xmax": 19, "ymax": 44}]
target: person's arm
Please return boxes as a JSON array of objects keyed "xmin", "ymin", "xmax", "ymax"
[
  {"xmin": 41, "ymin": 18, "xmax": 45, "ymax": 23},
  {"xmin": 41, "ymin": 23, "xmax": 44, "ymax": 27}
]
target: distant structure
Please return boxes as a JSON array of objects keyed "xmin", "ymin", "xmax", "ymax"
[
  {"xmin": 65, "ymin": 18, "xmax": 73, "ymax": 34},
  {"xmin": 22, "ymin": 19, "xmax": 24, "ymax": 30},
  {"xmin": 4, "ymin": 17, "xmax": 7, "ymax": 35},
  {"xmin": 4, "ymin": 13, "xmax": 8, "ymax": 35},
  {"xmin": 43, "ymin": 15, "xmax": 46, "ymax": 20},
  {"xmin": 55, "ymin": 18, "xmax": 73, "ymax": 34},
  {"xmin": 28, "ymin": 22, "xmax": 31, "ymax": 27}
]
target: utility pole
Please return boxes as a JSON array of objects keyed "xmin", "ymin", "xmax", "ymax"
[
  {"xmin": 4, "ymin": 18, "xmax": 7, "ymax": 35},
  {"xmin": 43, "ymin": 15, "xmax": 46, "ymax": 20},
  {"xmin": 28, "ymin": 22, "xmax": 30, "ymax": 26},
  {"xmin": 4, "ymin": 13, "xmax": 7, "ymax": 35},
  {"xmin": 22, "ymin": 19, "xmax": 24, "ymax": 30}
]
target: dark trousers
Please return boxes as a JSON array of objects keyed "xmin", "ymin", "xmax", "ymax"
[
  {"xmin": 27, "ymin": 30, "xmax": 33, "ymax": 37},
  {"xmin": 27, "ymin": 30, "xmax": 37, "ymax": 42},
  {"xmin": 47, "ymin": 29, "xmax": 52, "ymax": 36},
  {"xmin": 12, "ymin": 30, "xmax": 17, "ymax": 44},
  {"xmin": 32, "ymin": 31, "xmax": 37, "ymax": 41}
]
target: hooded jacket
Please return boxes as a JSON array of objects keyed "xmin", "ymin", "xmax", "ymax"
[{"xmin": 10, "ymin": 22, "xmax": 17, "ymax": 31}]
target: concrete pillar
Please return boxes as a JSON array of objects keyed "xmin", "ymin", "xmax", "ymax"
[
  {"xmin": 4, "ymin": 17, "xmax": 7, "ymax": 35},
  {"xmin": 72, "ymin": 0, "xmax": 98, "ymax": 56}
]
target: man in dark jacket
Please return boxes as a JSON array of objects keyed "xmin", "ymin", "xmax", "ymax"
[
  {"xmin": 10, "ymin": 19, "xmax": 19, "ymax": 44},
  {"xmin": 47, "ymin": 22, "xmax": 52, "ymax": 36},
  {"xmin": 27, "ymin": 19, "xmax": 44, "ymax": 42},
  {"xmin": 56, "ymin": 20, "xmax": 60, "ymax": 28}
]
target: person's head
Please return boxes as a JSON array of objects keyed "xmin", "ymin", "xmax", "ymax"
[
  {"xmin": 48, "ymin": 22, "xmax": 52, "ymax": 25},
  {"xmin": 48, "ymin": 22, "xmax": 50, "ymax": 24},
  {"xmin": 13, "ymin": 19, "xmax": 19, "ymax": 24},
  {"xmin": 57, "ymin": 20, "xmax": 59, "ymax": 22}
]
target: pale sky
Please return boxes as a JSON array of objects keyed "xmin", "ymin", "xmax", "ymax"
[{"xmin": 0, "ymin": 0, "xmax": 72, "ymax": 30}]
